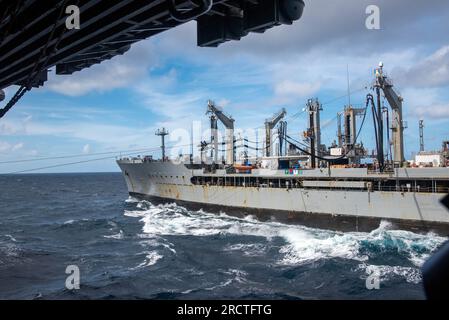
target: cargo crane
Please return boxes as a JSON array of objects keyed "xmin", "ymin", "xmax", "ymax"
[
  {"xmin": 264, "ymin": 108, "xmax": 287, "ymax": 157},
  {"xmin": 209, "ymin": 113, "xmax": 218, "ymax": 162},
  {"xmin": 337, "ymin": 111, "xmax": 343, "ymax": 147},
  {"xmin": 374, "ymin": 62, "xmax": 406, "ymax": 167},
  {"xmin": 343, "ymin": 105, "xmax": 366, "ymax": 164},
  {"xmin": 278, "ymin": 120, "xmax": 288, "ymax": 156},
  {"xmin": 443, "ymin": 141, "xmax": 449, "ymax": 167},
  {"xmin": 304, "ymin": 99, "xmax": 322, "ymax": 168},
  {"xmin": 207, "ymin": 100, "xmax": 235, "ymax": 165}
]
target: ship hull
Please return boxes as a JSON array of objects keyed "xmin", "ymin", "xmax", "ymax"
[
  {"xmin": 128, "ymin": 192, "xmax": 449, "ymax": 235},
  {"xmin": 118, "ymin": 160, "xmax": 449, "ymax": 235}
]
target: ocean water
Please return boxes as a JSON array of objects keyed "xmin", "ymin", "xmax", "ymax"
[{"xmin": 0, "ymin": 172, "xmax": 446, "ymax": 300}]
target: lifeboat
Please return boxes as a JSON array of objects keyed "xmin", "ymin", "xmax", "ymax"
[{"xmin": 233, "ymin": 164, "xmax": 254, "ymax": 173}]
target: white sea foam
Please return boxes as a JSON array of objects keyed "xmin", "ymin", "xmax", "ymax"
[
  {"xmin": 125, "ymin": 202, "xmax": 279, "ymax": 238},
  {"xmin": 225, "ymin": 269, "xmax": 248, "ymax": 284},
  {"xmin": 356, "ymin": 263, "xmax": 423, "ymax": 284},
  {"xmin": 198, "ymin": 269, "xmax": 248, "ymax": 292},
  {"xmin": 125, "ymin": 201, "xmax": 448, "ymax": 282},
  {"xmin": 0, "ymin": 241, "xmax": 22, "ymax": 263},
  {"xmin": 224, "ymin": 243, "xmax": 267, "ymax": 256},
  {"xmin": 278, "ymin": 227, "xmax": 367, "ymax": 265},
  {"xmin": 137, "ymin": 236, "xmax": 177, "ymax": 254},
  {"xmin": 278, "ymin": 220, "xmax": 447, "ymax": 268},
  {"xmin": 5, "ymin": 234, "xmax": 17, "ymax": 242},
  {"xmin": 134, "ymin": 251, "xmax": 163, "ymax": 268},
  {"xmin": 125, "ymin": 196, "xmax": 140, "ymax": 204},
  {"xmin": 63, "ymin": 218, "xmax": 92, "ymax": 225},
  {"xmin": 104, "ymin": 230, "xmax": 124, "ymax": 240}
]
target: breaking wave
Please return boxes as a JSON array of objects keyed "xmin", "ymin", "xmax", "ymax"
[
  {"xmin": 133, "ymin": 251, "xmax": 164, "ymax": 268},
  {"xmin": 0, "ymin": 236, "xmax": 28, "ymax": 267},
  {"xmin": 356, "ymin": 263, "xmax": 423, "ymax": 284},
  {"xmin": 125, "ymin": 196, "xmax": 140, "ymax": 204},
  {"xmin": 103, "ymin": 230, "xmax": 125, "ymax": 240},
  {"xmin": 124, "ymin": 200, "xmax": 447, "ymax": 283}
]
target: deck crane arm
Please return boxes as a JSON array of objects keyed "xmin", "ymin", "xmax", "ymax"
[
  {"xmin": 375, "ymin": 63, "xmax": 405, "ymax": 166},
  {"xmin": 207, "ymin": 100, "xmax": 235, "ymax": 129},
  {"xmin": 381, "ymin": 81, "xmax": 402, "ymax": 110},
  {"xmin": 265, "ymin": 108, "xmax": 287, "ymax": 130},
  {"xmin": 207, "ymin": 100, "xmax": 235, "ymax": 164},
  {"xmin": 264, "ymin": 108, "xmax": 287, "ymax": 156}
]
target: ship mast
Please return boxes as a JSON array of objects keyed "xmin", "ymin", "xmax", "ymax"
[
  {"xmin": 419, "ymin": 120, "xmax": 425, "ymax": 152},
  {"xmin": 155, "ymin": 128, "xmax": 169, "ymax": 161}
]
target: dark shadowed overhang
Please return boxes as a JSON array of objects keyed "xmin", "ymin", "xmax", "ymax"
[{"xmin": 0, "ymin": 0, "xmax": 305, "ymax": 91}]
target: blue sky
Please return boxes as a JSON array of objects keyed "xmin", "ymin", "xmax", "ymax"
[{"xmin": 1, "ymin": 0, "xmax": 449, "ymax": 173}]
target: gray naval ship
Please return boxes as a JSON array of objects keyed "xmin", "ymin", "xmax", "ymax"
[{"xmin": 117, "ymin": 64, "xmax": 449, "ymax": 235}]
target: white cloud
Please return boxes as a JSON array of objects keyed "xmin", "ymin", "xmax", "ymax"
[
  {"xmin": 0, "ymin": 111, "xmax": 32, "ymax": 135},
  {"xmin": 134, "ymin": 80, "xmax": 211, "ymax": 125},
  {"xmin": 25, "ymin": 121, "xmax": 153, "ymax": 147},
  {"xmin": 82, "ymin": 144, "xmax": 90, "ymax": 154},
  {"xmin": 46, "ymin": 41, "xmax": 158, "ymax": 96},
  {"xmin": 217, "ymin": 98, "xmax": 231, "ymax": 107},
  {"xmin": 0, "ymin": 113, "xmax": 157, "ymax": 150},
  {"xmin": 0, "ymin": 141, "xmax": 24, "ymax": 152},
  {"xmin": 47, "ymin": 65, "xmax": 141, "ymax": 96},
  {"xmin": 11, "ymin": 142, "xmax": 23, "ymax": 151},
  {"xmin": 274, "ymin": 80, "xmax": 321, "ymax": 101},
  {"xmin": 0, "ymin": 120, "xmax": 19, "ymax": 135},
  {"xmin": 398, "ymin": 87, "xmax": 449, "ymax": 120},
  {"xmin": 0, "ymin": 141, "xmax": 10, "ymax": 152},
  {"xmin": 411, "ymin": 103, "xmax": 449, "ymax": 120},
  {"xmin": 393, "ymin": 45, "xmax": 449, "ymax": 88}
]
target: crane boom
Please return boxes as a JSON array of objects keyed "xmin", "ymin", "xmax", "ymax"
[
  {"xmin": 207, "ymin": 100, "xmax": 234, "ymax": 129},
  {"xmin": 265, "ymin": 108, "xmax": 287, "ymax": 156},
  {"xmin": 375, "ymin": 63, "xmax": 405, "ymax": 166},
  {"xmin": 207, "ymin": 100, "xmax": 235, "ymax": 164},
  {"xmin": 265, "ymin": 108, "xmax": 287, "ymax": 130}
]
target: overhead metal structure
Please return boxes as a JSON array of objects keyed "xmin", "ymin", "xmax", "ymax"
[{"xmin": 0, "ymin": 0, "xmax": 305, "ymax": 118}]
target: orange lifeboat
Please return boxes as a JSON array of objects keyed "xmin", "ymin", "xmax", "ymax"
[{"xmin": 233, "ymin": 164, "xmax": 254, "ymax": 173}]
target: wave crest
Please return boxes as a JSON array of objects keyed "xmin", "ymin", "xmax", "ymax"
[{"xmin": 124, "ymin": 200, "xmax": 447, "ymax": 283}]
